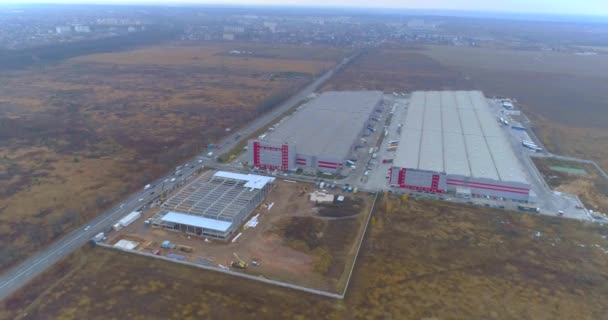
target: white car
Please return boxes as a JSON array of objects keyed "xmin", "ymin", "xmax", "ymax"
[
  {"xmin": 84, "ymin": 225, "xmax": 91, "ymax": 231},
  {"xmin": 170, "ymin": 178, "xmax": 176, "ymax": 182},
  {"xmin": 198, "ymin": 159, "xmax": 203, "ymax": 163},
  {"xmin": 138, "ymin": 198, "xmax": 144, "ymax": 202}
]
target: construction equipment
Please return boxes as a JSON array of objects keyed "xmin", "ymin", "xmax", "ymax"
[
  {"xmin": 231, "ymin": 252, "xmax": 248, "ymax": 269},
  {"xmin": 178, "ymin": 245, "xmax": 194, "ymax": 253}
]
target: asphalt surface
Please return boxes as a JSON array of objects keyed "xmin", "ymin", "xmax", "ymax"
[{"xmin": 0, "ymin": 53, "xmax": 359, "ymax": 301}]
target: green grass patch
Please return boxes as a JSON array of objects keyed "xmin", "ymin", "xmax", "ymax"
[{"xmin": 549, "ymin": 165, "xmax": 588, "ymax": 175}]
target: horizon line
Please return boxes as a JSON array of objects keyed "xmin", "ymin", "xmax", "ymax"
[{"xmin": 2, "ymin": 2, "xmax": 608, "ymax": 21}]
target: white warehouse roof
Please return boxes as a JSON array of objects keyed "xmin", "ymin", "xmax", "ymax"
[
  {"xmin": 393, "ymin": 91, "xmax": 527, "ymax": 184},
  {"xmin": 213, "ymin": 171, "xmax": 275, "ymax": 189},
  {"xmin": 161, "ymin": 211, "xmax": 232, "ymax": 232}
]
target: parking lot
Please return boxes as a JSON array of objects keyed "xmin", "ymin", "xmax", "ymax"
[{"xmin": 486, "ymin": 99, "xmax": 592, "ymax": 221}]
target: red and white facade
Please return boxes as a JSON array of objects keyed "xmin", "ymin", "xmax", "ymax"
[
  {"xmin": 248, "ymin": 140, "xmax": 344, "ymax": 173},
  {"xmin": 389, "ymin": 167, "xmax": 447, "ymax": 193},
  {"xmin": 389, "ymin": 167, "xmax": 530, "ymax": 201},
  {"xmin": 249, "ymin": 140, "xmax": 294, "ymax": 171}
]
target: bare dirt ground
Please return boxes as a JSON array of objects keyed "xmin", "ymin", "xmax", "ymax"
[
  {"xmin": 421, "ymin": 45, "xmax": 608, "ymax": 172},
  {"xmin": 532, "ymin": 157, "xmax": 608, "ymax": 213},
  {"xmin": 4, "ymin": 194, "xmax": 608, "ymax": 320},
  {"xmin": 107, "ymin": 178, "xmax": 373, "ymax": 292},
  {"xmin": 0, "ymin": 42, "xmax": 347, "ymax": 272}
]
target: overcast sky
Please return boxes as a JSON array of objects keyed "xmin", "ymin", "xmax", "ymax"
[{"xmin": 13, "ymin": 0, "xmax": 608, "ymax": 16}]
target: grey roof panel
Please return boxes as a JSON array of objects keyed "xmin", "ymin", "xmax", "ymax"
[
  {"xmin": 443, "ymin": 132, "xmax": 470, "ymax": 176},
  {"xmin": 266, "ymin": 91, "xmax": 382, "ymax": 160},
  {"xmin": 393, "ymin": 128, "xmax": 421, "ymax": 168},
  {"xmin": 419, "ymin": 130, "xmax": 444, "ymax": 172},
  {"xmin": 393, "ymin": 91, "xmax": 528, "ymax": 184},
  {"xmin": 466, "ymin": 134, "xmax": 500, "ymax": 180}
]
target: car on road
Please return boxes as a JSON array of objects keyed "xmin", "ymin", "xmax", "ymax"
[
  {"xmin": 198, "ymin": 159, "xmax": 203, "ymax": 163},
  {"xmin": 144, "ymin": 184, "xmax": 151, "ymax": 190},
  {"xmin": 164, "ymin": 179, "xmax": 169, "ymax": 183},
  {"xmin": 84, "ymin": 225, "xmax": 91, "ymax": 231},
  {"xmin": 170, "ymin": 178, "xmax": 176, "ymax": 182},
  {"xmin": 138, "ymin": 198, "xmax": 144, "ymax": 202},
  {"xmin": 119, "ymin": 203, "xmax": 125, "ymax": 208}
]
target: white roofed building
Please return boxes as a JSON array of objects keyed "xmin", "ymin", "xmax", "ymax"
[
  {"xmin": 151, "ymin": 171, "xmax": 274, "ymax": 239},
  {"xmin": 389, "ymin": 91, "xmax": 531, "ymax": 202},
  {"xmin": 248, "ymin": 91, "xmax": 383, "ymax": 174}
]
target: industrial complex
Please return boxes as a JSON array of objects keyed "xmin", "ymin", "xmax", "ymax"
[
  {"xmin": 248, "ymin": 91, "xmax": 384, "ymax": 173},
  {"xmin": 388, "ymin": 91, "xmax": 531, "ymax": 201},
  {"xmin": 151, "ymin": 171, "xmax": 274, "ymax": 239},
  {"xmin": 92, "ymin": 88, "xmax": 592, "ymax": 301}
]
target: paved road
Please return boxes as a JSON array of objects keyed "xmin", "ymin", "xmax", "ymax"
[{"xmin": 0, "ymin": 52, "xmax": 359, "ymax": 301}]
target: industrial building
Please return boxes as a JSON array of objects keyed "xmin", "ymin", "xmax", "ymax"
[
  {"xmin": 389, "ymin": 91, "xmax": 531, "ymax": 201},
  {"xmin": 248, "ymin": 91, "xmax": 383, "ymax": 173},
  {"xmin": 151, "ymin": 171, "xmax": 274, "ymax": 239}
]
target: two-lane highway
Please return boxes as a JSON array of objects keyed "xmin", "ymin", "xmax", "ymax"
[{"xmin": 0, "ymin": 52, "xmax": 360, "ymax": 300}]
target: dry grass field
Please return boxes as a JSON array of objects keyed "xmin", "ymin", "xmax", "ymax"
[
  {"xmin": 421, "ymin": 45, "xmax": 608, "ymax": 171},
  {"xmin": 322, "ymin": 48, "xmax": 474, "ymax": 92},
  {"xmin": 0, "ymin": 42, "xmax": 347, "ymax": 272},
  {"xmin": 532, "ymin": 157, "xmax": 608, "ymax": 213},
  {"xmin": 4, "ymin": 195, "xmax": 608, "ymax": 320},
  {"xmin": 328, "ymin": 45, "xmax": 608, "ymax": 171}
]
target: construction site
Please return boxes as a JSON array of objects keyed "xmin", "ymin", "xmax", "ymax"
[
  {"xmin": 105, "ymin": 170, "xmax": 374, "ymax": 293},
  {"xmin": 149, "ymin": 171, "xmax": 275, "ymax": 240}
]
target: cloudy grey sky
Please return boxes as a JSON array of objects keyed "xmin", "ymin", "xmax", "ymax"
[{"xmin": 15, "ymin": 0, "xmax": 608, "ymax": 16}]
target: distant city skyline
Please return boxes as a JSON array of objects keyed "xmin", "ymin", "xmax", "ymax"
[{"xmin": 8, "ymin": 0, "xmax": 608, "ymax": 17}]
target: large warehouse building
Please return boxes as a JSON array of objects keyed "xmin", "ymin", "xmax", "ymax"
[
  {"xmin": 248, "ymin": 91, "xmax": 383, "ymax": 173},
  {"xmin": 151, "ymin": 171, "xmax": 274, "ymax": 240},
  {"xmin": 389, "ymin": 91, "xmax": 531, "ymax": 202}
]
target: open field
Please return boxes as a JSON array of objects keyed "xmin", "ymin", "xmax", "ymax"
[
  {"xmin": 0, "ymin": 42, "xmax": 347, "ymax": 272},
  {"xmin": 322, "ymin": 48, "xmax": 474, "ymax": 92},
  {"xmin": 4, "ymin": 195, "xmax": 608, "ymax": 319},
  {"xmin": 421, "ymin": 45, "xmax": 608, "ymax": 171},
  {"xmin": 532, "ymin": 157, "xmax": 608, "ymax": 213},
  {"xmin": 107, "ymin": 178, "xmax": 373, "ymax": 293}
]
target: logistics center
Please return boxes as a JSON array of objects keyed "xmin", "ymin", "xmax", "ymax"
[
  {"xmin": 389, "ymin": 91, "xmax": 531, "ymax": 202},
  {"xmin": 248, "ymin": 91, "xmax": 384, "ymax": 173}
]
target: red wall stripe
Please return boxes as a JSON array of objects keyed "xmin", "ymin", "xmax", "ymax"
[
  {"xmin": 447, "ymin": 181, "xmax": 529, "ymax": 194},
  {"xmin": 318, "ymin": 164, "xmax": 339, "ymax": 169},
  {"xmin": 447, "ymin": 179, "xmax": 529, "ymax": 191},
  {"xmin": 318, "ymin": 161, "xmax": 341, "ymax": 166}
]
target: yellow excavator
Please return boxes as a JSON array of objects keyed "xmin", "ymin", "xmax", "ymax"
[{"xmin": 231, "ymin": 252, "xmax": 248, "ymax": 269}]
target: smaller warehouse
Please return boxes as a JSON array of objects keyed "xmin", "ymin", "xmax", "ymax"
[
  {"xmin": 248, "ymin": 91, "xmax": 384, "ymax": 173},
  {"xmin": 151, "ymin": 171, "xmax": 274, "ymax": 240}
]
